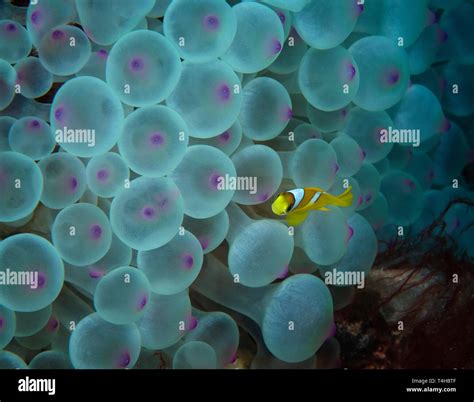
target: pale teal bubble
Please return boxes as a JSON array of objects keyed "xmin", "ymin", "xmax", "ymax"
[
  {"xmin": 262, "ymin": 0, "xmax": 310, "ymax": 12},
  {"xmin": 0, "ymin": 59, "xmax": 16, "ymax": 111},
  {"xmin": 0, "ymin": 305, "xmax": 15, "ymax": 349},
  {"xmin": 148, "ymin": 0, "xmax": 172, "ymax": 18},
  {"xmin": 293, "ymin": 123, "xmax": 322, "ymax": 146},
  {"xmin": 26, "ymin": 0, "xmax": 76, "ymax": 46},
  {"xmin": 106, "ymin": 30, "xmax": 182, "ymax": 107},
  {"xmin": 330, "ymin": 134, "xmax": 363, "ymax": 177},
  {"xmin": 184, "ymin": 310, "xmax": 239, "ymax": 367},
  {"xmin": 69, "ymin": 313, "xmax": 141, "ymax": 369},
  {"xmin": 110, "ymin": 176, "xmax": 184, "ymax": 251},
  {"xmin": 138, "ymin": 230, "xmax": 203, "ymax": 296},
  {"xmin": 94, "ymin": 267, "xmax": 151, "ymax": 325},
  {"xmin": 297, "ymin": 207, "xmax": 348, "ymax": 266},
  {"xmin": 167, "ymin": 60, "xmax": 242, "ymax": 138},
  {"xmin": 182, "ymin": 210, "xmax": 229, "ymax": 254},
  {"xmin": 221, "ymin": 2, "xmax": 284, "ymax": 73},
  {"xmin": 349, "ymin": 36, "xmax": 410, "ymax": 111},
  {"xmin": 16, "ymin": 313, "xmax": 60, "ymax": 350},
  {"xmin": 14, "ymin": 305, "xmax": 51, "ymax": 337},
  {"xmin": 228, "ymin": 212, "xmax": 294, "ymax": 287},
  {"xmin": 231, "ymin": 145, "xmax": 282, "ymax": 204},
  {"xmin": 50, "ymin": 76, "xmax": 124, "ymax": 157},
  {"xmin": 262, "ymin": 275, "xmax": 333, "ymax": 363},
  {"xmin": 86, "ymin": 152, "xmax": 129, "ymax": 198},
  {"xmin": 306, "ymin": 103, "xmax": 350, "ymax": 133},
  {"xmin": 189, "ymin": 120, "xmax": 242, "ymax": 156},
  {"xmin": 345, "ymin": 107, "xmax": 394, "ymax": 163},
  {"xmin": 136, "ymin": 291, "xmax": 192, "ymax": 349},
  {"xmin": 269, "ymin": 27, "xmax": 307, "ymax": 74},
  {"xmin": 289, "ymin": 139, "xmax": 338, "ymax": 189},
  {"xmin": 0, "ymin": 117, "xmax": 15, "ymax": 151},
  {"xmin": 381, "ymin": 171, "xmax": 424, "ymax": 226},
  {"xmin": 14, "ymin": 57, "xmax": 53, "ymax": 99},
  {"xmin": 164, "ymin": 0, "xmax": 237, "ymax": 62},
  {"xmin": 0, "ymin": 351, "xmax": 27, "ymax": 369},
  {"xmin": 0, "ymin": 20, "xmax": 32, "ymax": 63},
  {"xmin": 0, "ymin": 151, "xmax": 43, "ymax": 222},
  {"xmin": 76, "ymin": 0, "xmax": 155, "ymax": 45},
  {"xmin": 39, "ymin": 152, "xmax": 86, "ymax": 210},
  {"xmin": 173, "ymin": 341, "xmax": 217, "ymax": 369},
  {"xmin": 432, "ymin": 122, "xmax": 468, "ymax": 187},
  {"xmin": 353, "ymin": 162, "xmax": 381, "ymax": 211},
  {"xmin": 355, "ymin": 0, "xmax": 429, "ymax": 47},
  {"xmin": 118, "ymin": 106, "xmax": 188, "ymax": 177},
  {"xmin": 390, "ymin": 84, "xmax": 444, "ymax": 145},
  {"xmin": 239, "ymin": 77, "xmax": 292, "ymax": 141},
  {"xmin": 29, "ymin": 350, "xmax": 72, "ymax": 369},
  {"xmin": 440, "ymin": 63, "xmax": 474, "ymax": 117},
  {"xmin": 293, "ymin": 0, "xmax": 362, "ymax": 49},
  {"xmin": 319, "ymin": 213, "xmax": 377, "ymax": 277},
  {"xmin": 439, "ymin": 3, "xmax": 474, "ymax": 64},
  {"xmin": 387, "ymin": 144, "xmax": 413, "ymax": 170},
  {"xmin": 76, "ymin": 49, "xmax": 109, "ymax": 81},
  {"xmin": 404, "ymin": 152, "xmax": 435, "ymax": 191},
  {"xmin": 171, "ymin": 145, "xmax": 236, "ymax": 219},
  {"xmin": 37, "ymin": 25, "xmax": 91, "ymax": 76},
  {"xmin": 8, "ymin": 117, "xmax": 55, "ymax": 160},
  {"xmin": 52, "ymin": 203, "xmax": 112, "ymax": 266},
  {"xmin": 65, "ymin": 234, "xmax": 132, "ymax": 294},
  {"xmin": 407, "ymin": 24, "xmax": 445, "ymax": 75},
  {"xmin": 299, "ymin": 46, "xmax": 359, "ymax": 111},
  {"xmin": 0, "ymin": 234, "xmax": 64, "ymax": 312},
  {"xmin": 359, "ymin": 192, "xmax": 389, "ymax": 231}
]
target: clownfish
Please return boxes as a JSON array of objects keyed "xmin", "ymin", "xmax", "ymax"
[{"xmin": 271, "ymin": 186, "xmax": 353, "ymax": 226}]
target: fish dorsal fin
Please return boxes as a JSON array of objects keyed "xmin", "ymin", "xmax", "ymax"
[{"xmin": 287, "ymin": 189, "xmax": 305, "ymax": 211}]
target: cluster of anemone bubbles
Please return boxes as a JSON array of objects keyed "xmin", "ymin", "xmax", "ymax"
[{"xmin": 0, "ymin": 0, "xmax": 473, "ymax": 370}]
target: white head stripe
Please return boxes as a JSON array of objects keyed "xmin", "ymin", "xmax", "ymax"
[
  {"xmin": 288, "ymin": 189, "xmax": 305, "ymax": 210},
  {"xmin": 309, "ymin": 191, "xmax": 322, "ymax": 205}
]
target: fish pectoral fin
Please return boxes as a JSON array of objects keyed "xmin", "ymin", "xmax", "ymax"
[
  {"xmin": 286, "ymin": 211, "xmax": 309, "ymax": 227},
  {"xmin": 317, "ymin": 207, "xmax": 331, "ymax": 211}
]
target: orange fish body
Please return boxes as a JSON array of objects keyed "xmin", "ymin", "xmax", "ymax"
[{"xmin": 271, "ymin": 186, "xmax": 353, "ymax": 226}]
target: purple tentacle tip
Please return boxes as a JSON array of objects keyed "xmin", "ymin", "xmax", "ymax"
[
  {"xmin": 277, "ymin": 11, "xmax": 286, "ymax": 24},
  {"xmin": 277, "ymin": 265, "xmax": 289, "ymax": 279},
  {"xmin": 90, "ymin": 224, "xmax": 103, "ymax": 239},
  {"xmin": 49, "ymin": 318, "xmax": 59, "ymax": 331},
  {"xmin": 326, "ymin": 322, "xmax": 337, "ymax": 340},
  {"xmin": 386, "ymin": 69, "xmax": 400, "ymax": 85},
  {"xmin": 188, "ymin": 315, "xmax": 198, "ymax": 330},
  {"xmin": 138, "ymin": 295, "xmax": 148, "ymax": 310},
  {"xmin": 203, "ymin": 15, "xmax": 220, "ymax": 31},
  {"xmin": 6, "ymin": 23, "xmax": 17, "ymax": 32},
  {"xmin": 129, "ymin": 57, "xmax": 145, "ymax": 72},
  {"xmin": 142, "ymin": 206, "xmax": 156, "ymax": 220},
  {"xmin": 182, "ymin": 253, "xmax": 194, "ymax": 269},
  {"xmin": 346, "ymin": 225, "xmax": 354, "ymax": 242},
  {"xmin": 118, "ymin": 352, "xmax": 131, "ymax": 368},
  {"xmin": 51, "ymin": 29, "xmax": 65, "ymax": 40},
  {"xmin": 216, "ymin": 83, "xmax": 231, "ymax": 102}
]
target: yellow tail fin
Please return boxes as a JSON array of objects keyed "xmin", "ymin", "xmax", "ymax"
[{"xmin": 333, "ymin": 185, "xmax": 353, "ymax": 207}]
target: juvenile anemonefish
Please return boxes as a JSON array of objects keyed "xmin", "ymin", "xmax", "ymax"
[{"xmin": 271, "ymin": 186, "xmax": 353, "ymax": 226}]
